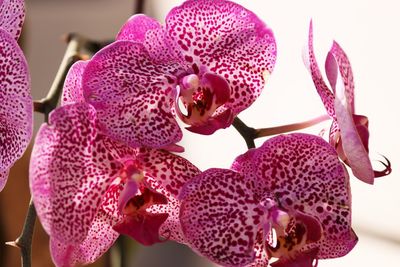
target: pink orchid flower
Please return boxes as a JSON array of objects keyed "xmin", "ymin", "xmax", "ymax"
[
  {"xmin": 81, "ymin": 0, "xmax": 276, "ymax": 149},
  {"xmin": 0, "ymin": 0, "xmax": 33, "ymax": 191},
  {"xmin": 303, "ymin": 21, "xmax": 390, "ymax": 184},
  {"xmin": 30, "ymin": 102, "xmax": 200, "ymax": 266},
  {"xmin": 179, "ymin": 134, "xmax": 357, "ymax": 267}
]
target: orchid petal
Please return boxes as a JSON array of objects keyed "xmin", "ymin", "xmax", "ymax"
[
  {"xmin": 245, "ymin": 230, "xmax": 269, "ymax": 267},
  {"xmin": 332, "ymin": 58, "xmax": 375, "ymax": 184},
  {"xmin": 249, "ymin": 133, "xmax": 355, "ymax": 259},
  {"xmin": 82, "ymin": 41, "xmax": 183, "ymax": 149},
  {"xmin": 185, "ymin": 108, "xmax": 233, "ymax": 135},
  {"xmin": 0, "ymin": 169, "xmax": 9, "ymax": 191},
  {"xmin": 179, "ymin": 168, "xmax": 262, "ymax": 267},
  {"xmin": 303, "ymin": 20, "xmax": 335, "ymax": 118},
  {"xmin": 117, "ymin": 14, "xmax": 162, "ymax": 42},
  {"xmin": 114, "ymin": 212, "xmax": 169, "ymax": 246},
  {"xmin": 50, "ymin": 182, "xmax": 122, "ymax": 267},
  {"xmin": 271, "ymin": 248, "xmax": 319, "ymax": 267},
  {"xmin": 0, "ymin": 0, "xmax": 25, "ymax": 40},
  {"xmin": 61, "ymin": 60, "xmax": 88, "ymax": 106},
  {"xmin": 0, "ymin": 29, "xmax": 32, "ymax": 182},
  {"xmin": 326, "ymin": 41, "xmax": 355, "ymax": 112},
  {"xmin": 140, "ymin": 148, "xmax": 201, "ymax": 197},
  {"xmin": 166, "ymin": 0, "xmax": 276, "ymax": 115},
  {"xmin": 146, "ymin": 176, "xmax": 187, "ymax": 244},
  {"xmin": 29, "ymin": 103, "xmax": 132, "ymax": 244}
]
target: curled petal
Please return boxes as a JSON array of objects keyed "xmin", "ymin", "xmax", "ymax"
[
  {"xmin": 374, "ymin": 155, "xmax": 392, "ymax": 178},
  {"xmin": 248, "ymin": 133, "xmax": 354, "ymax": 259},
  {"xmin": 166, "ymin": 0, "xmax": 276, "ymax": 114},
  {"xmin": 0, "ymin": 29, "xmax": 32, "ymax": 180},
  {"xmin": 30, "ymin": 103, "xmax": 128, "ymax": 244},
  {"xmin": 303, "ymin": 20, "xmax": 335, "ymax": 118},
  {"xmin": 61, "ymin": 60, "xmax": 88, "ymax": 106},
  {"xmin": 179, "ymin": 168, "xmax": 262, "ymax": 267},
  {"xmin": 117, "ymin": 14, "xmax": 162, "ymax": 42},
  {"xmin": 82, "ymin": 41, "xmax": 183, "ymax": 149},
  {"xmin": 326, "ymin": 41, "xmax": 355, "ymax": 112},
  {"xmin": 332, "ymin": 58, "xmax": 374, "ymax": 184},
  {"xmin": 0, "ymin": 0, "xmax": 25, "ymax": 40}
]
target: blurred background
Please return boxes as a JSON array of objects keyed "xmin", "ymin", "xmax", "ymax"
[{"xmin": 0, "ymin": 0, "xmax": 399, "ymax": 266}]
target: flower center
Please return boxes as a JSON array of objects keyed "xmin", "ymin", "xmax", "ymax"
[{"xmin": 175, "ymin": 72, "xmax": 230, "ymax": 127}]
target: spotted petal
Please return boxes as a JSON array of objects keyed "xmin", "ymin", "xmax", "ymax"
[
  {"xmin": 166, "ymin": 0, "xmax": 276, "ymax": 115},
  {"xmin": 249, "ymin": 134, "xmax": 356, "ymax": 259},
  {"xmin": 179, "ymin": 168, "xmax": 262, "ymax": 267},
  {"xmin": 50, "ymin": 182, "xmax": 122, "ymax": 267},
  {"xmin": 0, "ymin": 0, "xmax": 25, "ymax": 40},
  {"xmin": 326, "ymin": 41, "xmax": 355, "ymax": 113},
  {"xmin": 303, "ymin": 20, "xmax": 335, "ymax": 118},
  {"xmin": 117, "ymin": 14, "xmax": 162, "ymax": 42},
  {"xmin": 61, "ymin": 60, "xmax": 88, "ymax": 106},
  {"xmin": 29, "ymin": 103, "xmax": 133, "ymax": 244},
  {"xmin": 82, "ymin": 41, "xmax": 183, "ymax": 149},
  {"xmin": 0, "ymin": 28, "xmax": 32, "ymax": 189}
]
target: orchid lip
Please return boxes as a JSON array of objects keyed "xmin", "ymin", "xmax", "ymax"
[{"xmin": 174, "ymin": 72, "xmax": 230, "ymax": 128}]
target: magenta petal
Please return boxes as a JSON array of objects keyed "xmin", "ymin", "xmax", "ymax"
[
  {"xmin": 61, "ymin": 60, "xmax": 88, "ymax": 106},
  {"xmin": 201, "ymin": 72, "xmax": 230, "ymax": 105},
  {"xmin": 249, "ymin": 133, "xmax": 354, "ymax": 259},
  {"xmin": 117, "ymin": 179, "xmax": 138, "ymax": 213},
  {"xmin": 166, "ymin": 0, "xmax": 276, "ymax": 114},
  {"xmin": 0, "ymin": 169, "xmax": 9, "ymax": 191},
  {"xmin": 271, "ymin": 248, "xmax": 319, "ymax": 267},
  {"xmin": 326, "ymin": 41, "xmax": 355, "ymax": 112},
  {"xmin": 332, "ymin": 61, "xmax": 374, "ymax": 184},
  {"xmin": 114, "ymin": 212, "xmax": 169, "ymax": 246},
  {"xmin": 82, "ymin": 41, "xmax": 183, "ymax": 149},
  {"xmin": 30, "ymin": 103, "xmax": 126, "ymax": 244},
  {"xmin": 116, "ymin": 14, "xmax": 162, "ymax": 42},
  {"xmin": 303, "ymin": 20, "xmax": 336, "ymax": 118},
  {"xmin": 0, "ymin": 29, "xmax": 32, "ymax": 182},
  {"xmin": 0, "ymin": 0, "xmax": 25, "ymax": 40},
  {"xmin": 185, "ymin": 108, "xmax": 233, "ymax": 135},
  {"xmin": 179, "ymin": 168, "xmax": 261, "ymax": 267}
]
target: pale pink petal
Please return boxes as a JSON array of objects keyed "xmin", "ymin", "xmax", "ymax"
[
  {"xmin": 333, "ymin": 61, "xmax": 374, "ymax": 184},
  {"xmin": 326, "ymin": 41, "xmax": 355, "ymax": 112},
  {"xmin": 303, "ymin": 20, "xmax": 335, "ymax": 118},
  {"xmin": 179, "ymin": 168, "xmax": 262, "ymax": 267},
  {"xmin": 244, "ymin": 230, "xmax": 269, "ymax": 267},
  {"xmin": 50, "ymin": 182, "xmax": 122, "ymax": 267},
  {"xmin": 250, "ymin": 133, "xmax": 355, "ymax": 259},
  {"xmin": 146, "ymin": 176, "xmax": 187, "ymax": 244},
  {"xmin": 30, "ymin": 103, "xmax": 130, "ymax": 244},
  {"xmin": 82, "ymin": 41, "xmax": 183, "ymax": 149},
  {"xmin": 0, "ymin": 29, "xmax": 32, "ymax": 182},
  {"xmin": 0, "ymin": 0, "xmax": 25, "ymax": 40},
  {"xmin": 139, "ymin": 148, "xmax": 201, "ymax": 197},
  {"xmin": 116, "ymin": 14, "xmax": 162, "ymax": 42},
  {"xmin": 61, "ymin": 60, "xmax": 88, "ymax": 106},
  {"xmin": 166, "ymin": 0, "xmax": 276, "ymax": 114}
]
